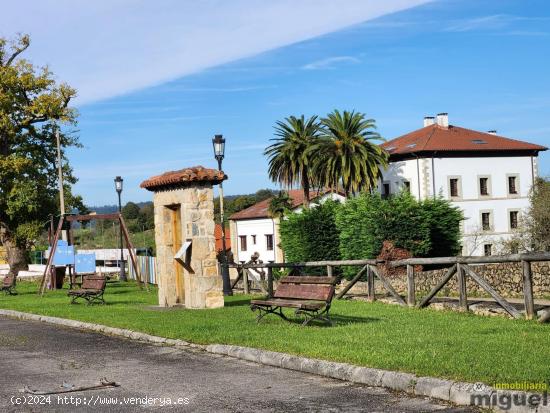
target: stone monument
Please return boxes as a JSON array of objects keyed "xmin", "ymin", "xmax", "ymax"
[{"xmin": 140, "ymin": 166, "xmax": 226, "ymax": 308}]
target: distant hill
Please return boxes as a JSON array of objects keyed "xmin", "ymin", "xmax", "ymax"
[{"xmin": 89, "ymin": 202, "xmax": 152, "ymax": 214}]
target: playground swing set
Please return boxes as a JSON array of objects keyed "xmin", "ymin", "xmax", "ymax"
[{"xmin": 38, "ymin": 212, "xmax": 148, "ymax": 298}]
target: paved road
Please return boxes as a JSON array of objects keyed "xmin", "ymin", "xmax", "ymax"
[{"xmin": 0, "ymin": 317, "xmax": 478, "ymax": 412}]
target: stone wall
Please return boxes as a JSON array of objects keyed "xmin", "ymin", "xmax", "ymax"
[
  {"xmin": 339, "ymin": 261, "xmax": 550, "ymax": 299},
  {"xmin": 153, "ymin": 183, "xmax": 223, "ymax": 308}
]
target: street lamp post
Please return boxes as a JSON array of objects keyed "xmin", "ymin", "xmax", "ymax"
[
  {"xmin": 114, "ymin": 176, "xmax": 127, "ymax": 282},
  {"xmin": 212, "ymin": 134, "xmax": 232, "ymax": 296}
]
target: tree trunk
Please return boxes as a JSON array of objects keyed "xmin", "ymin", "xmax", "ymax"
[
  {"xmin": 4, "ymin": 239, "xmax": 28, "ymax": 285},
  {"xmin": 302, "ymin": 167, "xmax": 310, "ymax": 209}
]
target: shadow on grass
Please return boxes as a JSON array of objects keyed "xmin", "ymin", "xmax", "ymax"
[
  {"xmin": 224, "ymin": 298, "xmax": 253, "ymax": 307},
  {"xmin": 256, "ymin": 312, "xmax": 380, "ymax": 327}
]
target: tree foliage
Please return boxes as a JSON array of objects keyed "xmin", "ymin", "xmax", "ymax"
[
  {"xmin": 279, "ymin": 200, "xmax": 341, "ymax": 273},
  {"xmin": 336, "ymin": 192, "xmax": 463, "ymax": 263},
  {"xmin": 268, "ymin": 191, "xmax": 293, "ymax": 219},
  {"xmin": 311, "ymin": 110, "xmax": 388, "ymax": 196},
  {"xmin": 214, "ymin": 189, "xmax": 278, "ymax": 223},
  {"xmin": 528, "ymin": 177, "xmax": 550, "ymax": 251},
  {"xmin": 264, "ymin": 110, "xmax": 389, "ymax": 203},
  {"xmin": 122, "ymin": 202, "xmax": 141, "ymax": 220},
  {"xmin": 278, "ymin": 192, "xmax": 463, "ymax": 279},
  {"xmin": 0, "ymin": 34, "xmax": 79, "ymax": 275},
  {"xmin": 501, "ymin": 177, "xmax": 550, "ymax": 253},
  {"xmin": 264, "ymin": 115, "xmax": 321, "ymax": 208}
]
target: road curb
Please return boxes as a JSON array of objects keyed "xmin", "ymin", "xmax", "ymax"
[
  {"xmin": 0, "ymin": 309, "xmax": 205, "ymax": 351},
  {"xmin": 1, "ymin": 309, "xmax": 545, "ymax": 412}
]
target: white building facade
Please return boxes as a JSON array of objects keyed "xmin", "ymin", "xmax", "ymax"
[
  {"xmin": 229, "ymin": 190, "xmax": 345, "ymax": 263},
  {"xmin": 381, "ymin": 113, "xmax": 547, "ymax": 256}
]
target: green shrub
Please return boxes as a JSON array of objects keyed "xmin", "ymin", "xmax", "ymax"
[
  {"xmin": 278, "ymin": 192, "xmax": 462, "ymax": 278},
  {"xmin": 279, "ymin": 200, "xmax": 341, "ymax": 274},
  {"xmin": 336, "ymin": 192, "xmax": 463, "ymax": 264}
]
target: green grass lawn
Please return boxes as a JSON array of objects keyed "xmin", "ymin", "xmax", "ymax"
[{"xmin": 1, "ymin": 280, "xmax": 549, "ymax": 386}]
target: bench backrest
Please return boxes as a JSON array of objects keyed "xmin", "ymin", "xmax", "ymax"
[
  {"xmin": 274, "ymin": 276, "xmax": 337, "ymax": 302},
  {"xmin": 81, "ymin": 276, "xmax": 106, "ymax": 291}
]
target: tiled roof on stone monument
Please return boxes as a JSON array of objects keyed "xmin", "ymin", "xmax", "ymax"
[{"xmin": 140, "ymin": 166, "xmax": 227, "ymax": 191}]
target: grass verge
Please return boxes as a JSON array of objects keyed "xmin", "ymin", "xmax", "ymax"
[{"xmin": 1, "ymin": 280, "xmax": 549, "ymax": 385}]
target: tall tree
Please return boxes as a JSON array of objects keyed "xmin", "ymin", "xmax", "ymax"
[
  {"xmin": 501, "ymin": 177, "xmax": 550, "ymax": 253},
  {"xmin": 0, "ymin": 35, "xmax": 80, "ymax": 282},
  {"xmin": 264, "ymin": 115, "xmax": 321, "ymax": 208},
  {"xmin": 268, "ymin": 191, "xmax": 293, "ymax": 219},
  {"xmin": 311, "ymin": 110, "xmax": 388, "ymax": 197},
  {"xmin": 122, "ymin": 202, "xmax": 141, "ymax": 220}
]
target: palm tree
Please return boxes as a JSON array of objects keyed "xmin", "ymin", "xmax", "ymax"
[
  {"xmin": 267, "ymin": 191, "xmax": 293, "ymax": 219},
  {"xmin": 311, "ymin": 110, "xmax": 388, "ymax": 197},
  {"xmin": 264, "ymin": 115, "xmax": 321, "ymax": 208}
]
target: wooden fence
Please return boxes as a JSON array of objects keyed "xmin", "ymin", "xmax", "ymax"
[
  {"xmin": 128, "ymin": 255, "xmax": 157, "ymax": 285},
  {"xmin": 227, "ymin": 252, "xmax": 550, "ymax": 322}
]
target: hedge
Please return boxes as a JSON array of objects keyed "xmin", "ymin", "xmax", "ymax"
[
  {"xmin": 278, "ymin": 193, "xmax": 463, "ymax": 278},
  {"xmin": 336, "ymin": 192, "xmax": 463, "ymax": 262},
  {"xmin": 278, "ymin": 200, "xmax": 341, "ymax": 274}
]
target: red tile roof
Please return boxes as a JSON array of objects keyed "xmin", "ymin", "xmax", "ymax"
[
  {"xmin": 382, "ymin": 124, "xmax": 547, "ymax": 156},
  {"xmin": 141, "ymin": 166, "xmax": 227, "ymax": 191},
  {"xmin": 230, "ymin": 189, "xmax": 331, "ymax": 220}
]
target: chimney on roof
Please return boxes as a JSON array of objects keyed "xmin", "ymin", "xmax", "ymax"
[
  {"xmin": 436, "ymin": 113, "xmax": 448, "ymax": 128},
  {"xmin": 487, "ymin": 130, "xmax": 497, "ymax": 135},
  {"xmin": 423, "ymin": 116, "xmax": 435, "ymax": 127}
]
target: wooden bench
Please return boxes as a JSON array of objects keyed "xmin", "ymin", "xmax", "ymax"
[
  {"xmin": 1, "ymin": 275, "xmax": 17, "ymax": 295},
  {"xmin": 68, "ymin": 276, "xmax": 106, "ymax": 305},
  {"xmin": 250, "ymin": 276, "xmax": 338, "ymax": 326}
]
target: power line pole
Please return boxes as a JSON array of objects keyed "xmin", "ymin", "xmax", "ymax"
[{"xmin": 56, "ymin": 128, "xmax": 65, "ymax": 215}]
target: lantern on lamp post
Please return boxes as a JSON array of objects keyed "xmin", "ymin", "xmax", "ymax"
[
  {"xmin": 114, "ymin": 176, "xmax": 127, "ymax": 282},
  {"xmin": 212, "ymin": 135, "xmax": 232, "ymax": 296}
]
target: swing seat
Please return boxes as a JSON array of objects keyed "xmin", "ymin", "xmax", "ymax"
[{"xmin": 68, "ymin": 275, "xmax": 106, "ymax": 305}]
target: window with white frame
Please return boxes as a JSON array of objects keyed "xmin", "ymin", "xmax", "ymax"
[
  {"xmin": 509, "ymin": 210, "xmax": 519, "ymax": 230},
  {"xmin": 507, "ymin": 174, "xmax": 520, "ymax": 196},
  {"xmin": 448, "ymin": 176, "xmax": 462, "ymax": 199},
  {"xmin": 478, "ymin": 176, "xmax": 491, "ymax": 197},
  {"xmin": 481, "ymin": 211, "xmax": 492, "ymax": 231}
]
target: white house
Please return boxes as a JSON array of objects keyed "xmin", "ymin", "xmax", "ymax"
[
  {"xmin": 380, "ymin": 113, "xmax": 547, "ymax": 256},
  {"xmin": 229, "ymin": 189, "xmax": 345, "ymax": 263}
]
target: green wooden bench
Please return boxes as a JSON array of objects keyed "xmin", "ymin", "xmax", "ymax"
[{"xmin": 250, "ymin": 276, "xmax": 338, "ymax": 326}]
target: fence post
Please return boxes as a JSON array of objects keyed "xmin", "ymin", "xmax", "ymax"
[
  {"xmin": 457, "ymin": 263, "xmax": 468, "ymax": 311},
  {"xmin": 367, "ymin": 265, "xmax": 375, "ymax": 302},
  {"xmin": 267, "ymin": 262, "xmax": 274, "ymax": 298},
  {"xmin": 243, "ymin": 268, "xmax": 249, "ymax": 294},
  {"xmin": 406, "ymin": 264, "xmax": 415, "ymax": 307},
  {"xmin": 327, "ymin": 265, "xmax": 333, "ymax": 277},
  {"xmin": 522, "ymin": 260, "xmax": 535, "ymax": 320}
]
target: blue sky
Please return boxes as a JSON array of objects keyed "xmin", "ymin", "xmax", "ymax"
[{"xmin": 3, "ymin": 0, "xmax": 550, "ymax": 205}]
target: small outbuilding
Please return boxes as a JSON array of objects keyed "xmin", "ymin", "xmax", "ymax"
[{"xmin": 141, "ymin": 166, "xmax": 226, "ymax": 308}]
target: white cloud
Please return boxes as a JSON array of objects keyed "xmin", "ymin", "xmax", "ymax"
[
  {"xmin": 0, "ymin": 0, "xmax": 429, "ymax": 105},
  {"xmin": 445, "ymin": 14, "xmax": 550, "ymax": 33},
  {"xmin": 301, "ymin": 56, "xmax": 361, "ymax": 70}
]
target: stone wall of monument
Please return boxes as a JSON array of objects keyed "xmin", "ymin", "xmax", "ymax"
[{"xmin": 153, "ymin": 183, "xmax": 223, "ymax": 308}]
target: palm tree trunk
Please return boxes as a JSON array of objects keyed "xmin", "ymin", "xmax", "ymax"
[{"xmin": 302, "ymin": 167, "xmax": 310, "ymax": 208}]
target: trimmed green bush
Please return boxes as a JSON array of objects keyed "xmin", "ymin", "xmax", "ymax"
[
  {"xmin": 278, "ymin": 192, "xmax": 463, "ymax": 278},
  {"xmin": 279, "ymin": 200, "xmax": 341, "ymax": 273},
  {"xmin": 336, "ymin": 192, "xmax": 463, "ymax": 263}
]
